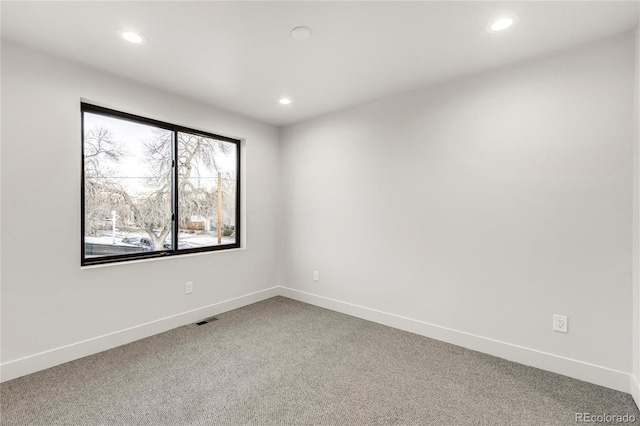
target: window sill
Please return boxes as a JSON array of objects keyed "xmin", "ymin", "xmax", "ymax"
[{"xmin": 80, "ymin": 247, "xmax": 246, "ymax": 270}]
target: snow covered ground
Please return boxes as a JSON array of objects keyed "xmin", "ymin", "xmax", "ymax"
[{"xmin": 86, "ymin": 231, "xmax": 235, "ymax": 249}]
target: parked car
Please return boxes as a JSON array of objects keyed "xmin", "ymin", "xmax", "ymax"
[
  {"xmin": 121, "ymin": 236, "xmax": 153, "ymax": 251},
  {"xmin": 121, "ymin": 236, "xmax": 141, "ymax": 245},
  {"xmin": 163, "ymin": 241, "xmax": 192, "ymax": 250}
]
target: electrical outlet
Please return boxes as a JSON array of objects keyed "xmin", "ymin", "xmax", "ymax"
[
  {"xmin": 313, "ymin": 271, "xmax": 319, "ymax": 282},
  {"xmin": 553, "ymin": 314, "xmax": 567, "ymax": 333},
  {"xmin": 185, "ymin": 281, "xmax": 193, "ymax": 295}
]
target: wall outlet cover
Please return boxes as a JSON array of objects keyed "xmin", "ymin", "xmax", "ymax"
[{"xmin": 553, "ymin": 314, "xmax": 568, "ymax": 333}]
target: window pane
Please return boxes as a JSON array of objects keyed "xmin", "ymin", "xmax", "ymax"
[
  {"xmin": 177, "ymin": 132, "xmax": 237, "ymax": 249},
  {"xmin": 83, "ymin": 113, "xmax": 173, "ymax": 259}
]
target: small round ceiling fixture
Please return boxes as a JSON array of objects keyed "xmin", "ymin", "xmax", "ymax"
[
  {"xmin": 279, "ymin": 98, "xmax": 292, "ymax": 105},
  {"xmin": 291, "ymin": 26, "xmax": 312, "ymax": 41},
  {"xmin": 488, "ymin": 15, "xmax": 519, "ymax": 32},
  {"xmin": 121, "ymin": 31, "xmax": 144, "ymax": 44}
]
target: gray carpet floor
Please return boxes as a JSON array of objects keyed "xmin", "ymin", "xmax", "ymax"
[{"xmin": 1, "ymin": 296, "xmax": 639, "ymax": 425}]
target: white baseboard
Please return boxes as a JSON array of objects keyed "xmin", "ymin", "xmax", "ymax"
[
  {"xmin": 0, "ymin": 286, "xmax": 280, "ymax": 383},
  {"xmin": 2, "ymin": 285, "xmax": 634, "ymax": 396},
  {"xmin": 279, "ymin": 286, "xmax": 632, "ymax": 394}
]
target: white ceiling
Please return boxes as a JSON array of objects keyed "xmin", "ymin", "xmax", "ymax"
[{"xmin": 2, "ymin": 1, "xmax": 639, "ymax": 126}]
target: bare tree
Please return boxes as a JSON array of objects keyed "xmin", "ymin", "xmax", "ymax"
[
  {"xmin": 84, "ymin": 125, "xmax": 236, "ymax": 250},
  {"xmin": 84, "ymin": 127, "xmax": 123, "ymax": 235},
  {"xmin": 144, "ymin": 131, "xmax": 234, "ymax": 234}
]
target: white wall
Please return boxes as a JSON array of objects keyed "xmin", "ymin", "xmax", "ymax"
[
  {"xmin": 2, "ymin": 30, "xmax": 638, "ymax": 398},
  {"xmin": 0, "ymin": 41, "xmax": 281, "ymax": 380},
  {"xmin": 281, "ymin": 33, "xmax": 636, "ymax": 391}
]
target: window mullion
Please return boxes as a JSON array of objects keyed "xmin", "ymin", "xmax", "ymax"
[{"xmin": 172, "ymin": 130, "xmax": 179, "ymax": 252}]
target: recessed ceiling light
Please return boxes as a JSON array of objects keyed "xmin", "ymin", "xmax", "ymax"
[
  {"xmin": 279, "ymin": 98, "xmax": 292, "ymax": 105},
  {"xmin": 291, "ymin": 26, "xmax": 312, "ymax": 41},
  {"xmin": 122, "ymin": 31, "xmax": 144, "ymax": 44},
  {"xmin": 488, "ymin": 15, "xmax": 519, "ymax": 32}
]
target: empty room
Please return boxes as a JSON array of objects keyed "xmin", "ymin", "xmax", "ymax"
[{"xmin": 1, "ymin": 1, "xmax": 640, "ymax": 425}]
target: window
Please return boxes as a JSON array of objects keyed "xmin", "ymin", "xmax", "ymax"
[{"xmin": 81, "ymin": 103, "xmax": 240, "ymax": 265}]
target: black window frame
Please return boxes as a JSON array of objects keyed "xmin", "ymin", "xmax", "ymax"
[{"xmin": 81, "ymin": 103, "xmax": 241, "ymax": 266}]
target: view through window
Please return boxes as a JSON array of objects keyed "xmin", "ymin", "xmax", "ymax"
[{"xmin": 82, "ymin": 104, "xmax": 240, "ymax": 265}]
